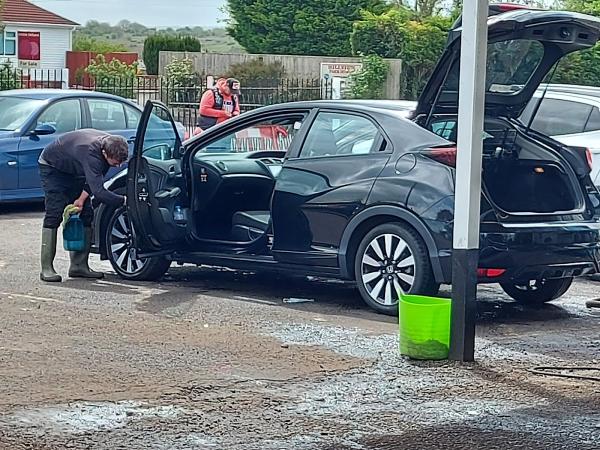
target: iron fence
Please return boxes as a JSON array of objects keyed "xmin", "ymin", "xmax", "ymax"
[{"xmin": 1, "ymin": 68, "xmax": 334, "ymax": 135}]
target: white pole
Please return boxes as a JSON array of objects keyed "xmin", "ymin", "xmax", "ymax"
[{"xmin": 449, "ymin": 0, "xmax": 489, "ymax": 362}]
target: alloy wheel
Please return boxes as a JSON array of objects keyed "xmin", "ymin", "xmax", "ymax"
[
  {"xmin": 109, "ymin": 210, "xmax": 147, "ymax": 275},
  {"xmin": 360, "ymin": 233, "xmax": 416, "ymax": 306}
]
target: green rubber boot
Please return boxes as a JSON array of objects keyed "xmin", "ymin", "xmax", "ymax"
[
  {"xmin": 40, "ymin": 227, "xmax": 62, "ymax": 282},
  {"xmin": 68, "ymin": 228, "xmax": 104, "ymax": 279}
]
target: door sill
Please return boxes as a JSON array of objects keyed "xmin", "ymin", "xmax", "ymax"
[{"xmin": 174, "ymin": 251, "xmax": 341, "ymax": 277}]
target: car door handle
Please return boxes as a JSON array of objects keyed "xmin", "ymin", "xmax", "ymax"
[
  {"xmin": 7, "ymin": 161, "xmax": 17, "ymax": 166},
  {"xmin": 127, "ymin": 137, "xmax": 136, "ymax": 144},
  {"xmin": 154, "ymin": 187, "xmax": 181, "ymax": 199}
]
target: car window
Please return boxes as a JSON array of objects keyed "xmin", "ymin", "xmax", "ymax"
[
  {"xmin": 37, "ymin": 99, "xmax": 82, "ymax": 134},
  {"xmin": 585, "ymin": 107, "xmax": 600, "ymax": 133},
  {"xmin": 125, "ymin": 104, "xmax": 142, "ymax": 129},
  {"xmin": 530, "ymin": 98, "xmax": 592, "ymax": 136},
  {"xmin": 0, "ymin": 97, "xmax": 43, "ymax": 131},
  {"xmin": 142, "ymin": 106, "xmax": 181, "ymax": 161},
  {"xmin": 88, "ymin": 99, "xmax": 127, "ymax": 131},
  {"xmin": 431, "ymin": 120, "xmax": 457, "ymax": 140},
  {"xmin": 444, "ymin": 39, "xmax": 545, "ymax": 96},
  {"xmin": 300, "ymin": 112, "xmax": 380, "ymax": 158},
  {"xmin": 197, "ymin": 115, "xmax": 307, "ymax": 154}
]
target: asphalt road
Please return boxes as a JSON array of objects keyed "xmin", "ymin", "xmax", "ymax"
[{"xmin": 1, "ymin": 203, "xmax": 599, "ymax": 450}]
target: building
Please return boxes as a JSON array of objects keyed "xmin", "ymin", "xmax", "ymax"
[{"xmin": 0, "ymin": 0, "xmax": 78, "ymax": 70}]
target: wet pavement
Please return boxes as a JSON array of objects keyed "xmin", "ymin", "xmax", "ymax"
[{"xmin": 0, "ymin": 203, "xmax": 599, "ymax": 449}]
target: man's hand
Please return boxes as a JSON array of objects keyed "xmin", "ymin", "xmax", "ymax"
[{"xmin": 74, "ymin": 191, "xmax": 90, "ymax": 212}]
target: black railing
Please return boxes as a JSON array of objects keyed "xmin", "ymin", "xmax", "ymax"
[
  {"xmin": 0, "ymin": 68, "xmax": 68, "ymax": 90},
  {"xmin": 0, "ymin": 69, "xmax": 334, "ymax": 136}
]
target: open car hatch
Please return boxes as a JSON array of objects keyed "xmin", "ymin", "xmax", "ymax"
[{"xmin": 415, "ymin": 10, "xmax": 600, "ymax": 122}]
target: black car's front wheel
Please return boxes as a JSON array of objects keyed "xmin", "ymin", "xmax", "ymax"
[
  {"xmin": 354, "ymin": 223, "xmax": 439, "ymax": 315},
  {"xmin": 105, "ymin": 207, "xmax": 171, "ymax": 281},
  {"xmin": 500, "ymin": 277, "xmax": 573, "ymax": 305}
]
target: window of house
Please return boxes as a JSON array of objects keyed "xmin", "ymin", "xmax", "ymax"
[{"xmin": 0, "ymin": 31, "xmax": 17, "ymax": 56}]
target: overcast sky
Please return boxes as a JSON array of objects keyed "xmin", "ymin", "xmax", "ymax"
[{"xmin": 31, "ymin": 0, "xmax": 228, "ymax": 28}]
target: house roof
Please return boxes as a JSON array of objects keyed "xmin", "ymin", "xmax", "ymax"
[{"xmin": 0, "ymin": 0, "xmax": 79, "ymax": 26}]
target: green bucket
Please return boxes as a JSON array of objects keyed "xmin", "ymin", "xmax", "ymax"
[{"xmin": 399, "ymin": 294, "xmax": 451, "ymax": 360}]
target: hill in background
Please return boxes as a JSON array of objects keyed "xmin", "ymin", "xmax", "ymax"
[{"xmin": 75, "ymin": 20, "xmax": 245, "ymax": 55}]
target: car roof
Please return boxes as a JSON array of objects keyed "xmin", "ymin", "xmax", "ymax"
[
  {"xmin": 0, "ymin": 89, "xmax": 138, "ymax": 105},
  {"xmin": 536, "ymin": 84, "xmax": 600, "ymax": 99},
  {"xmin": 256, "ymin": 99, "xmax": 418, "ymax": 116}
]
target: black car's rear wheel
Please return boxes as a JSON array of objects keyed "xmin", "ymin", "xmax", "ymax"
[
  {"xmin": 500, "ymin": 277, "xmax": 573, "ymax": 305},
  {"xmin": 105, "ymin": 207, "xmax": 171, "ymax": 281},
  {"xmin": 354, "ymin": 223, "xmax": 439, "ymax": 315}
]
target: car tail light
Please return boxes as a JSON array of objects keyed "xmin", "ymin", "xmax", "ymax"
[
  {"xmin": 477, "ymin": 268, "xmax": 506, "ymax": 278},
  {"xmin": 586, "ymin": 148, "xmax": 594, "ymax": 171},
  {"xmin": 422, "ymin": 146, "xmax": 457, "ymax": 167}
]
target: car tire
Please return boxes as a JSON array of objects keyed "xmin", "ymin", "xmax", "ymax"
[
  {"xmin": 500, "ymin": 277, "xmax": 573, "ymax": 305},
  {"xmin": 354, "ymin": 222, "xmax": 439, "ymax": 315},
  {"xmin": 105, "ymin": 206, "xmax": 171, "ymax": 281}
]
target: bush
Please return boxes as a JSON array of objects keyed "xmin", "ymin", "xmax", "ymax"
[
  {"xmin": 224, "ymin": 59, "xmax": 286, "ymax": 84},
  {"xmin": 163, "ymin": 57, "xmax": 200, "ymax": 103},
  {"xmin": 351, "ymin": 7, "xmax": 451, "ymax": 99},
  {"xmin": 0, "ymin": 63, "xmax": 19, "ymax": 90},
  {"xmin": 73, "ymin": 35, "xmax": 128, "ymax": 53},
  {"xmin": 348, "ymin": 54, "xmax": 389, "ymax": 99},
  {"xmin": 86, "ymin": 54, "xmax": 138, "ymax": 98},
  {"xmin": 142, "ymin": 35, "xmax": 202, "ymax": 75}
]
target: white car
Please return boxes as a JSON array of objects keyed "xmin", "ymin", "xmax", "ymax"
[{"xmin": 356, "ymin": 86, "xmax": 600, "ymax": 187}]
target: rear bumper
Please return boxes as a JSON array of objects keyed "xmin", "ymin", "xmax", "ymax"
[
  {"xmin": 435, "ymin": 221, "xmax": 600, "ymax": 283},
  {"xmin": 478, "ymin": 221, "xmax": 600, "ymax": 282}
]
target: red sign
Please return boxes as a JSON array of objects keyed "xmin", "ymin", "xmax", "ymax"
[{"xmin": 18, "ymin": 32, "xmax": 41, "ymax": 61}]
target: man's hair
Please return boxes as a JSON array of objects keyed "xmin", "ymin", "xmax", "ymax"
[{"xmin": 102, "ymin": 135, "xmax": 129, "ymax": 163}]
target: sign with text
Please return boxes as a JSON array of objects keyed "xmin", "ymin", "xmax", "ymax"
[
  {"xmin": 320, "ymin": 62, "xmax": 362, "ymax": 80},
  {"xmin": 18, "ymin": 32, "xmax": 41, "ymax": 64}
]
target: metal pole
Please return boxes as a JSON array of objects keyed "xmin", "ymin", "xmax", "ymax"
[{"xmin": 449, "ymin": 0, "xmax": 489, "ymax": 362}]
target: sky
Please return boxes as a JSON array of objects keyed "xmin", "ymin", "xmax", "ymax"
[{"xmin": 31, "ymin": 0, "xmax": 229, "ymax": 28}]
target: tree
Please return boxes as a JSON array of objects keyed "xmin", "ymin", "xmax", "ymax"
[
  {"xmin": 225, "ymin": 0, "xmax": 388, "ymax": 57},
  {"xmin": 142, "ymin": 35, "xmax": 202, "ymax": 75},
  {"xmin": 563, "ymin": 0, "xmax": 600, "ymax": 15},
  {"xmin": 351, "ymin": 7, "xmax": 451, "ymax": 99},
  {"xmin": 73, "ymin": 36, "xmax": 128, "ymax": 53}
]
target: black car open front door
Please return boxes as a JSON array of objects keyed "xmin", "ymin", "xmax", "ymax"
[{"xmin": 127, "ymin": 101, "xmax": 188, "ymax": 256}]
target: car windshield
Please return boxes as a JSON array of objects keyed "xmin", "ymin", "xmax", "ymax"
[{"xmin": 0, "ymin": 97, "xmax": 44, "ymax": 131}]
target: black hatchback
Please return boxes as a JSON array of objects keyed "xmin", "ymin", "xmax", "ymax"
[{"xmin": 93, "ymin": 9, "xmax": 600, "ymax": 314}]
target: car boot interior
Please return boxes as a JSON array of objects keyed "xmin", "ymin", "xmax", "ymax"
[
  {"xmin": 481, "ymin": 120, "xmax": 581, "ymax": 214},
  {"xmin": 430, "ymin": 117, "xmax": 582, "ymax": 215}
]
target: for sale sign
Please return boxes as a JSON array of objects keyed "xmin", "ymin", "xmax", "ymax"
[{"xmin": 18, "ymin": 32, "xmax": 41, "ymax": 68}]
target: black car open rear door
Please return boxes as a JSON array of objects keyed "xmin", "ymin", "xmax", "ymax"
[{"xmin": 127, "ymin": 101, "xmax": 187, "ymax": 256}]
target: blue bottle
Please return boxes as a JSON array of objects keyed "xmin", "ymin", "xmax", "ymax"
[{"xmin": 63, "ymin": 213, "xmax": 85, "ymax": 252}]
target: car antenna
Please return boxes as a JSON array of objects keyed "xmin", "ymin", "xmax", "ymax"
[{"xmin": 526, "ymin": 63, "xmax": 560, "ymax": 132}]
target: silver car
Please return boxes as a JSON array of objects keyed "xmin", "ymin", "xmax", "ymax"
[{"xmin": 516, "ymin": 84, "xmax": 600, "ymax": 187}]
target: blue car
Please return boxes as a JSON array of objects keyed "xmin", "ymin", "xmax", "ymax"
[{"xmin": 0, "ymin": 89, "xmax": 186, "ymax": 203}]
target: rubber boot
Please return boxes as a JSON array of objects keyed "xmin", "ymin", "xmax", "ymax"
[
  {"xmin": 40, "ymin": 227, "xmax": 62, "ymax": 282},
  {"xmin": 68, "ymin": 228, "xmax": 104, "ymax": 279}
]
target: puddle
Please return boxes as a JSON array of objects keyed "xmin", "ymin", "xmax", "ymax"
[{"xmin": 7, "ymin": 401, "xmax": 183, "ymax": 434}]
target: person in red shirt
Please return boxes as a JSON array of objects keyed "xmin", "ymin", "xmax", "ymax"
[{"xmin": 193, "ymin": 78, "xmax": 241, "ymax": 135}]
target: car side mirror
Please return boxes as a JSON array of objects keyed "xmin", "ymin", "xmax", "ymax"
[{"xmin": 30, "ymin": 124, "xmax": 56, "ymax": 136}]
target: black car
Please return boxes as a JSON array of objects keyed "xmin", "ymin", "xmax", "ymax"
[{"xmin": 92, "ymin": 9, "xmax": 600, "ymax": 315}]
